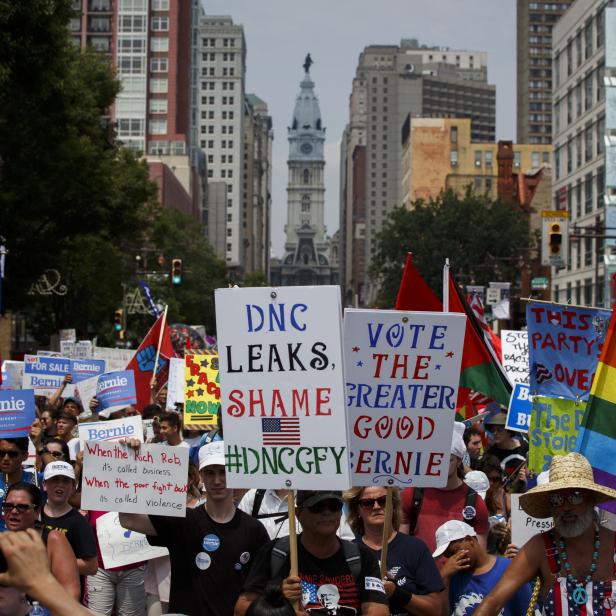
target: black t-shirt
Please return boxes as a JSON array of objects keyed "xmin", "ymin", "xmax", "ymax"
[
  {"xmin": 243, "ymin": 535, "xmax": 388, "ymax": 615},
  {"xmin": 485, "ymin": 442, "xmax": 528, "ymax": 478},
  {"xmin": 356, "ymin": 533, "xmax": 444, "ymax": 616},
  {"xmin": 149, "ymin": 505, "xmax": 269, "ymax": 616}
]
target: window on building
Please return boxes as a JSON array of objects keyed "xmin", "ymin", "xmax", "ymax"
[
  {"xmin": 474, "ymin": 151, "xmax": 482, "ymax": 167},
  {"xmin": 597, "ymin": 166, "xmax": 605, "ymax": 208},
  {"xmin": 152, "ymin": 0, "xmax": 169, "ymax": 9},
  {"xmin": 513, "ymin": 151, "xmax": 521, "ymax": 167},
  {"xmin": 585, "ymin": 173, "xmax": 593, "ymax": 213},
  {"xmin": 149, "ymin": 119, "xmax": 166, "ymax": 134},
  {"xmin": 584, "ymin": 237, "xmax": 593, "ymax": 267},
  {"xmin": 150, "ymin": 57, "xmax": 168, "ymax": 72},
  {"xmin": 151, "ymin": 16, "xmax": 168, "ymax": 31},
  {"xmin": 576, "ymin": 132, "xmax": 582, "ymax": 167},
  {"xmin": 301, "ymin": 195, "xmax": 310, "ymax": 212},
  {"xmin": 597, "ymin": 115, "xmax": 605, "ymax": 156},
  {"xmin": 531, "ymin": 152, "xmax": 540, "ymax": 168},
  {"xmin": 149, "ymin": 78, "xmax": 168, "ymax": 93},
  {"xmin": 150, "ymin": 36, "xmax": 168, "ymax": 52},
  {"xmin": 149, "ymin": 98, "xmax": 167, "ymax": 113},
  {"xmin": 450, "ymin": 126, "xmax": 458, "ymax": 143},
  {"xmin": 576, "ymin": 180, "xmax": 582, "ymax": 218},
  {"xmin": 584, "ymin": 278, "xmax": 593, "ymax": 306},
  {"xmin": 585, "ymin": 123, "xmax": 593, "ymax": 162},
  {"xmin": 485, "ymin": 151, "xmax": 493, "ymax": 166},
  {"xmin": 303, "ymin": 169, "xmax": 310, "ymax": 184}
]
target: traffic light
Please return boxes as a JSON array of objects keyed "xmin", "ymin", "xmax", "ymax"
[
  {"xmin": 171, "ymin": 258, "xmax": 183, "ymax": 286},
  {"xmin": 548, "ymin": 222, "xmax": 562, "ymax": 255},
  {"xmin": 113, "ymin": 309, "xmax": 124, "ymax": 339}
]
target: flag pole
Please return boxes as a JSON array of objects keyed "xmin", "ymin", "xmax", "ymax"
[
  {"xmin": 379, "ymin": 488, "xmax": 393, "ymax": 578},
  {"xmin": 443, "ymin": 258, "xmax": 450, "ymax": 312},
  {"xmin": 287, "ymin": 491, "xmax": 299, "ymax": 610},
  {"xmin": 152, "ymin": 305, "xmax": 168, "ymax": 379}
]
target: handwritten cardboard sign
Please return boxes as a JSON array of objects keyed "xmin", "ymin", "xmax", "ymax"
[
  {"xmin": 528, "ymin": 396, "xmax": 584, "ymax": 474},
  {"xmin": 510, "ymin": 494, "xmax": 553, "ymax": 547},
  {"xmin": 0, "ymin": 390, "xmax": 36, "ymax": 438},
  {"xmin": 345, "ymin": 310, "xmax": 465, "ymax": 488},
  {"xmin": 527, "ymin": 303, "xmax": 609, "ymax": 400},
  {"xmin": 184, "ymin": 354, "xmax": 219, "ymax": 428},
  {"xmin": 70, "ymin": 359, "xmax": 106, "ymax": 384},
  {"xmin": 78, "ymin": 415, "xmax": 144, "ymax": 449},
  {"xmin": 96, "ymin": 512, "xmax": 168, "ymax": 569},
  {"xmin": 96, "ymin": 371, "xmax": 137, "ymax": 412},
  {"xmin": 505, "ymin": 384, "xmax": 532, "ymax": 433},
  {"xmin": 81, "ymin": 441, "xmax": 189, "ymax": 517},
  {"xmin": 500, "ymin": 330, "xmax": 529, "ymax": 384},
  {"xmin": 215, "ymin": 286, "xmax": 350, "ymax": 490},
  {"xmin": 22, "ymin": 355, "xmax": 72, "ymax": 397},
  {"xmin": 166, "ymin": 357, "xmax": 185, "ymax": 411}
]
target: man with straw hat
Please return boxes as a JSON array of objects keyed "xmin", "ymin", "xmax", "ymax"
[{"xmin": 473, "ymin": 452, "xmax": 616, "ymax": 615}]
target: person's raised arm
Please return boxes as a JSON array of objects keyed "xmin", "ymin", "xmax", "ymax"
[
  {"xmin": 472, "ymin": 535, "xmax": 543, "ymax": 616},
  {"xmin": 48, "ymin": 374, "xmax": 72, "ymax": 408},
  {"xmin": 46, "ymin": 530, "xmax": 81, "ymax": 601},
  {"xmin": 118, "ymin": 511, "xmax": 157, "ymax": 536}
]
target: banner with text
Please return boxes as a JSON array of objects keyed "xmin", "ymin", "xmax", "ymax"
[
  {"xmin": 505, "ymin": 383, "xmax": 532, "ymax": 433},
  {"xmin": 501, "ymin": 330, "xmax": 529, "ymax": 384},
  {"xmin": 528, "ymin": 396, "xmax": 584, "ymax": 474},
  {"xmin": 70, "ymin": 359, "xmax": 106, "ymax": 384},
  {"xmin": 96, "ymin": 371, "xmax": 137, "ymax": 412},
  {"xmin": 81, "ymin": 441, "xmax": 189, "ymax": 516},
  {"xmin": 345, "ymin": 310, "xmax": 465, "ymax": 488},
  {"xmin": 527, "ymin": 302, "xmax": 609, "ymax": 400},
  {"xmin": 184, "ymin": 354, "xmax": 220, "ymax": 428},
  {"xmin": 0, "ymin": 390, "xmax": 36, "ymax": 438},
  {"xmin": 166, "ymin": 357, "xmax": 185, "ymax": 411},
  {"xmin": 22, "ymin": 355, "xmax": 72, "ymax": 397},
  {"xmin": 78, "ymin": 415, "xmax": 144, "ymax": 449},
  {"xmin": 215, "ymin": 286, "xmax": 349, "ymax": 489},
  {"xmin": 97, "ymin": 512, "xmax": 168, "ymax": 569}
]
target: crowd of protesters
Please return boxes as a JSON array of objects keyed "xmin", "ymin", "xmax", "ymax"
[{"xmin": 0, "ymin": 371, "xmax": 614, "ymax": 616}]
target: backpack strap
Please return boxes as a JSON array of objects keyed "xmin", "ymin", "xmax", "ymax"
[
  {"xmin": 464, "ymin": 487, "xmax": 478, "ymax": 527},
  {"xmin": 408, "ymin": 488, "xmax": 424, "ymax": 535},
  {"xmin": 270, "ymin": 535, "xmax": 291, "ymax": 581},
  {"xmin": 341, "ymin": 540, "xmax": 362, "ymax": 581},
  {"xmin": 251, "ymin": 489, "xmax": 267, "ymax": 518}
]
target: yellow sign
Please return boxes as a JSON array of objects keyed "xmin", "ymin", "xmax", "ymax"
[{"xmin": 184, "ymin": 355, "xmax": 220, "ymax": 428}]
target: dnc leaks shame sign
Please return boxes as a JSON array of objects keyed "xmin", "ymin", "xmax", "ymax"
[
  {"xmin": 527, "ymin": 302, "xmax": 610, "ymax": 400},
  {"xmin": 0, "ymin": 390, "xmax": 36, "ymax": 438}
]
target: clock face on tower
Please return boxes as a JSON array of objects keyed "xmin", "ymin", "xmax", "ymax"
[{"xmin": 300, "ymin": 142, "xmax": 313, "ymax": 154}]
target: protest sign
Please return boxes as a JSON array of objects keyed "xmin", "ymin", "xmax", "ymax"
[
  {"xmin": 0, "ymin": 390, "xmax": 36, "ymax": 438},
  {"xmin": 0, "ymin": 361, "xmax": 23, "ymax": 391},
  {"xmin": 96, "ymin": 512, "xmax": 168, "ymax": 569},
  {"xmin": 505, "ymin": 384, "xmax": 532, "ymax": 433},
  {"xmin": 59, "ymin": 329, "xmax": 76, "ymax": 343},
  {"xmin": 96, "ymin": 371, "xmax": 137, "ymax": 412},
  {"xmin": 70, "ymin": 359, "xmax": 106, "ymax": 384},
  {"xmin": 528, "ymin": 396, "xmax": 584, "ymax": 474},
  {"xmin": 215, "ymin": 286, "xmax": 349, "ymax": 489},
  {"xmin": 78, "ymin": 415, "xmax": 144, "ymax": 449},
  {"xmin": 527, "ymin": 302, "xmax": 609, "ymax": 400},
  {"xmin": 60, "ymin": 341, "xmax": 76, "ymax": 359},
  {"xmin": 510, "ymin": 494, "xmax": 553, "ymax": 548},
  {"xmin": 75, "ymin": 340, "xmax": 93, "ymax": 359},
  {"xmin": 22, "ymin": 355, "xmax": 72, "ymax": 397},
  {"xmin": 93, "ymin": 346, "xmax": 134, "ymax": 371},
  {"xmin": 184, "ymin": 354, "xmax": 219, "ymax": 428},
  {"xmin": 500, "ymin": 330, "xmax": 529, "ymax": 384},
  {"xmin": 166, "ymin": 357, "xmax": 185, "ymax": 411},
  {"xmin": 345, "ymin": 310, "xmax": 466, "ymax": 488},
  {"xmin": 81, "ymin": 441, "xmax": 189, "ymax": 516},
  {"xmin": 75, "ymin": 375, "xmax": 98, "ymax": 413}
]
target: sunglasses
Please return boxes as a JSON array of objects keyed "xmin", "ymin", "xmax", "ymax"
[
  {"xmin": 40, "ymin": 449, "xmax": 64, "ymax": 458},
  {"xmin": 1, "ymin": 503, "xmax": 36, "ymax": 513},
  {"xmin": 0, "ymin": 450, "xmax": 20, "ymax": 459},
  {"xmin": 306, "ymin": 499, "xmax": 343, "ymax": 514},
  {"xmin": 358, "ymin": 496, "xmax": 387, "ymax": 509},
  {"xmin": 549, "ymin": 490, "xmax": 585, "ymax": 508}
]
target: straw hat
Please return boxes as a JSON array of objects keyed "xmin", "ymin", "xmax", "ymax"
[{"xmin": 519, "ymin": 453, "xmax": 616, "ymax": 519}]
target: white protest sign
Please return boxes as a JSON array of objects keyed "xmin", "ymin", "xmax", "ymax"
[
  {"xmin": 81, "ymin": 441, "xmax": 189, "ymax": 517},
  {"xmin": 96, "ymin": 512, "xmax": 168, "ymax": 569},
  {"xmin": 78, "ymin": 415, "xmax": 144, "ymax": 449},
  {"xmin": 22, "ymin": 355, "xmax": 73, "ymax": 397},
  {"xmin": 59, "ymin": 329, "xmax": 77, "ymax": 343},
  {"xmin": 166, "ymin": 357, "xmax": 185, "ymax": 411},
  {"xmin": 93, "ymin": 347, "xmax": 134, "ymax": 371},
  {"xmin": 75, "ymin": 340, "xmax": 93, "ymax": 359},
  {"xmin": 0, "ymin": 361, "xmax": 24, "ymax": 391},
  {"xmin": 501, "ymin": 330, "xmax": 529, "ymax": 385},
  {"xmin": 345, "ymin": 310, "xmax": 466, "ymax": 488},
  {"xmin": 75, "ymin": 375, "xmax": 98, "ymax": 413},
  {"xmin": 510, "ymin": 493, "xmax": 553, "ymax": 547},
  {"xmin": 215, "ymin": 286, "xmax": 349, "ymax": 490},
  {"xmin": 60, "ymin": 341, "xmax": 76, "ymax": 359}
]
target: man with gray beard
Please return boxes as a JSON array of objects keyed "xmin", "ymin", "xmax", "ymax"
[{"xmin": 473, "ymin": 453, "xmax": 616, "ymax": 615}]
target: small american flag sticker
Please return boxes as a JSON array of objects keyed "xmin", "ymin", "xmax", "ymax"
[{"xmin": 261, "ymin": 417, "xmax": 300, "ymax": 445}]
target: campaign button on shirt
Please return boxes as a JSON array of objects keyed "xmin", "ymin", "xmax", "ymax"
[
  {"xmin": 202, "ymin": 533, "xmax": 220, "ymax": 552},
  {"xmin": 195, "ymin": 552, "xmax": 211, "ymax": 570},
  {"xmin": 240, "ymin": 551, "xmax": 250, "ymax": 565}
]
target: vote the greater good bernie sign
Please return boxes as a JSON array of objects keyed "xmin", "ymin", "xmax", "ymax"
[{"xmin": 215, "ymin": 286, "xmax": 350, "ymax": 490}]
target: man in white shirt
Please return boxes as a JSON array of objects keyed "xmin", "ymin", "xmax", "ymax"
[{"xmin": 158, "ymin": 412, "xmax": 189, "ymax": 448}]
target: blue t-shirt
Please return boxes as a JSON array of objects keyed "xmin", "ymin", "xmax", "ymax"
[
  {"xmin": 0, "ymin": 470, "xmax": 35, "ymax": 532},
  {"xmin": 357, "ymin": 532, "xmax": 444, "ymax": 616},
  {"xmin": 449, "ymin": 556, "xmax": 531, "ymax": 616}
]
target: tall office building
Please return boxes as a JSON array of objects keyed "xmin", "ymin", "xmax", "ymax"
[
  {"xmin": 69, "ymin": 0, "xmax": 203, "ymax": 219},
  {"xmin": 517, "ymin": 0, "xmax": 574, "ymax": 144},
  {"xmin": 339, "ymin": 39, "xmax": 496, "ymax": 306},
  {"xmin": 551, "ymin": 0, "xmax": 609, "ymax": 306},
  {"xmin": 270, "ymin": 58, "xmax": 337, "ymax": 286}
]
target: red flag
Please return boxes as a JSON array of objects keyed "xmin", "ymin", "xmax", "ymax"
[
  {"xmin": 395, "ymin": 253, "xmax": 512, "ymax": 408},
  {"xmin": 468, "ymin": 292, "xmax": 503, "ymax": 362},
  {"xmin": 126, "ymin": 313, "xmax": 175, "ymax": 411}
]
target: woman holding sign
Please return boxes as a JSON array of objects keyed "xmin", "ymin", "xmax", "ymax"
[{"xmin": 344, "ymin": 487, "xmax": 443, "ymax": 616}]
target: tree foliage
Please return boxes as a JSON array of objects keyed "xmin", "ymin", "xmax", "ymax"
[{"xmin": 371, "ymin": 189, "xmax": 531, "ymax": 307}]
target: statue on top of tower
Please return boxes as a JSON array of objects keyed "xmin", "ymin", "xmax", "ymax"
[{"xmin": 303, "ymin": 53, "xmax": 313, "ymax": 73}]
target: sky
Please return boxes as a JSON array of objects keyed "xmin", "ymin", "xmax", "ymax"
[{"xmin": 201, "ymin": 0, "xmax": 517, "ymax": 258}]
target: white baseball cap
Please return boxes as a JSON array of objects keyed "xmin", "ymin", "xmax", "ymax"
[
  {"xmin": 464, "ymin": 470, "xmax": 489, "ymax": 500},
  {"xmin": 198, "ymin": 441, "xmax": 225, "ymax": 470},
  {"xmin": 451, "ymin": 422, "xmax": 467, "ymax": 460},
  {"xmin": 43, "ymin": 461, "xmax": 76, "ymax": 481},
  {"xmin": 433, "ymin": 520, "xmax": 477, "ymax": 557}
]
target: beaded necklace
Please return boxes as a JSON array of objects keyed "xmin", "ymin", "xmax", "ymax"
[{"xmin": 556, "ymin": 526, "xmax": 600, "ymax": 606}]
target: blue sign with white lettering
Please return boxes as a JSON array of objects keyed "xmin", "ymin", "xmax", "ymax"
[
  {"xmin": 96, "ymin": 371, "xmax": 137, "ymax": 411},
  {"xmin": 505, "ymin": 383, "xmax": 532, "ymax": 433},
  {"xmin": 0, "ymin": 390, "xmax": 36, "ymax": 437},
  {"xmin": 22, "ymin": 355, "xmax": 71, "ymax": 395},
  {"xmin": 70, "ymin": 359, "xmax": 106, "ymax": 384}
]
